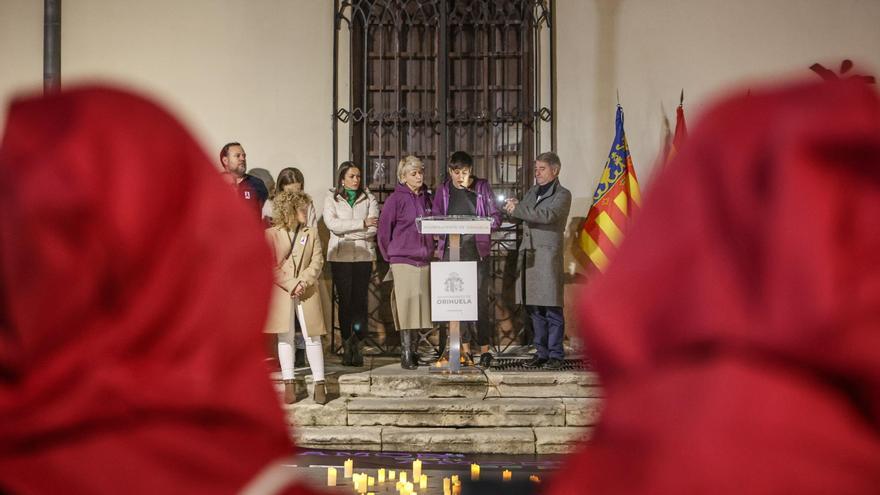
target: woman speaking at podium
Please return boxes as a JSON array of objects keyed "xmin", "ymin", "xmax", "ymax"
[{"xmin": 434, "ymin": 151, "xmax": 501, "ymax": 367}]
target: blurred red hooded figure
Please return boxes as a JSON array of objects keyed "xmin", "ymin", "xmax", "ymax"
[
  {"xmin": 0, "ymin": 87, "xmax": 314, "ymax": 494},
  {"xmin": 550, "ymin": 80, "xmax": 880, "ymax": 494}
]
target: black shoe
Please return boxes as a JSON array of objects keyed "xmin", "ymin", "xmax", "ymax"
[
  {"xmin": 295, "ymin": 348, "xmax": 306, "ymax": 368},
  {"xmin": 350, "ymin": 337, "xmax": 364, "ymax": 367},
  {"xmin": 478, "ymin": 353, "xmax": 494, "ymax": 368},
  {"xmin": 543, "ymin": 358, "xmax": 564, "ymax": 370},
  {"xmin": 522, "ymin": 356, "xmax": 548, "ymax": 368}
]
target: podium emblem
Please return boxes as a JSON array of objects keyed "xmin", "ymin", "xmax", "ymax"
[{"xmin": 444, "ymin": 272, "xmax": 464, "ymax": 293}]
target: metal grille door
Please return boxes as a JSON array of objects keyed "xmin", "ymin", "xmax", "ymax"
[{"xmin": 332, "ymin": 0, "xmax": 555, "ymax": 354}]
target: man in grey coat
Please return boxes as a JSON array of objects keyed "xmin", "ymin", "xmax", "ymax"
[{"xmin": 504, "ymin": 152, "xmax": 572, "ymax": 370}]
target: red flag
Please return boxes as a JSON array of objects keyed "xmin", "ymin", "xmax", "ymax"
[{"xmin": 666, "ymin": 95, "xmax": 688, "ymax": 164}]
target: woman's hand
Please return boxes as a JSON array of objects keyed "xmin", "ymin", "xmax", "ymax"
[
  {"xmin": 364, "ymin": 217, "xmax": 379, "ymax": 228},
  {"xmin": 291, "ymin": 282, "xmax": 305, "ymax": 298}
]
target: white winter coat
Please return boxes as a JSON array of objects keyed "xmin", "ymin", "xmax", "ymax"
[{"xmin": 323, "ymin": 189, "xmax": 379, "ymax": 262}]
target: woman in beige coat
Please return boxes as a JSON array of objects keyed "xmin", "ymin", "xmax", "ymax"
[{"xmin": 265, "ymin": 191, "xmax": 328, "ymax": 404}]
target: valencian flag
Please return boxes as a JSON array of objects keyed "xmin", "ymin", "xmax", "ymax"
[{"xmin": 579, "ymin": 105, "xmax": 641, "ymax": 272}]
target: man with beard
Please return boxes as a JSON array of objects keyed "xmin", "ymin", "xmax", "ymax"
[{"xmin": 220, "ymin": 141, "xmax": 268, "ymax": 217}]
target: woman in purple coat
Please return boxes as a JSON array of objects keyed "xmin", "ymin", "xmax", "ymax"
[
  {"xmin": 377, "ymin": 155, "xmax": 434, "ymax": 369},
  {"xmin": 434, "ymin": 151, "xmax": 502, "ymax": 367}
]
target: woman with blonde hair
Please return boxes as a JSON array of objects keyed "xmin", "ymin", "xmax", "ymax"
[
  {"xmin": 377, "ymin": 155, "xmax": 435, "ymax": 369},
  {"xmin": 262, "ymin": 167, "xmax": 318, "ymax": 227},
  {"xmin": 265, "ymin": 190, "xmax": 328, "ymax": 404}
]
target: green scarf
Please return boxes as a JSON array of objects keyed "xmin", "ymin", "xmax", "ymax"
[{"xmin": 344, "ymin": 188, "xmax": 358, "ymax": 207}]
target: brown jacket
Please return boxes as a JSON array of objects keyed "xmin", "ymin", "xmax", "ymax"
[{"xmin": 264, "ymin": 225, "xmax": 327, "ymax": 337}]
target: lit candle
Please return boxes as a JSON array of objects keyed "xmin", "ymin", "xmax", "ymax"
[
  {"xmin": 502, "ymin": 470, "xmax": 512, "ymax": 482},
  {"xmin": 419, "ymin": 474, "xmax": 427, "ymax": 489},
  {"xmin": 452, "ymin": 480, "xmax": 462, "ymax": 495},
  {"xmin": 327, "ymin": 467, "xmax": 337, "ymax": 486},
  {"xmin": 470, "ymin": 463, "xmax": 480, "ymax": 481},
  {"xmin": 451, "ymin": 475, "xmax": 459, "ymax": 484},
  {"xmin": 443, "ymin": 477, "xmax": 451, "ymax": 495},
  {"xmin": 412, "ymin": 459, "xmax": 422, "ymax": 479},
  {"xmin": 368, "ymin": 476, "xmax": 375, "ymax": 487},
  {"xmin": 344, "ymin": 459, "xmax": 354, "ymax": 478},
  {"xmin": 389, "ymin": 470, "xmax": 397, "ymax": 480},
  {"xmin": 378, "ymin": 468, "xmax": 386, "ymax": 483},
  {"xmin": 529, "ymin": 474, "xmax": 541, "ymax": 483},
  {"xmin": 400, "ymin": 471, "xmax": 408, "ymax": 484}
]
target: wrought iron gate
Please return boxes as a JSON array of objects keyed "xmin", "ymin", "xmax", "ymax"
[{"xmin": 331, "ymin": 0, "xmax": 555, "ymax": 355}]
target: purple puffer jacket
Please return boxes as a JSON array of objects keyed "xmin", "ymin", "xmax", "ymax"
[
  {"xmin": 434, "ymin": 177, "xmax": 501, "ymax": 259},
  {"xmin": 377, "ymin": 182, "xmax": 434, "ymax": 266}
]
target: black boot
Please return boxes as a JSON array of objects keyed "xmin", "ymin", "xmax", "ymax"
[
  {"xmin": 399, "ymin": 330, "xmax": 416, "ymax": 370},
  {"xmin": 341, "ymin": 337, "xmax": 352, "ymax": 366},
  {"xmin": 409, "ymin": 329, "xmax": 421, "ymax": 367},
  {"xmin": 350, "ymin": 336, "xmax": 364, "ymax": 367}
]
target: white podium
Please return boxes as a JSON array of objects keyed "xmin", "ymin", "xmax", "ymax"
[{"xmin": 417, "ymin": 215, "xmax": 493, "ymax": 373}]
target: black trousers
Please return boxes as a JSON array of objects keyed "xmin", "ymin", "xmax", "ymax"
[
  {"xmin": 331, "ymin": 261, "xmax": 372, "ymax": 341},
  {"xmin": 461, "ymin": 257, "xmax": 492, "ymax": 348}
]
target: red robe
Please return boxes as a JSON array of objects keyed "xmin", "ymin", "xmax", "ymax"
[
  {"xmin": 551, "ymin": 80, "xmax": 880, "ymax": 494},
  {"xmin": 0, "ymin": 87, "xmax": 316, "ymax": 494}
]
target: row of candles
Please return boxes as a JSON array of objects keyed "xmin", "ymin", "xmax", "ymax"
[{"xmin": 326, "ymin": 459, "xmax": 541, "ymax": 494}]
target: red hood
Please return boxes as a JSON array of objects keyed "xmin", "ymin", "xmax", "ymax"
[
  {"xmin": 551, "ymin": 80, "xmax": 880, "ymax": 494},
  {"xmin": 0, "ymin": 86, "xmax": 293, "ymax": 494}
]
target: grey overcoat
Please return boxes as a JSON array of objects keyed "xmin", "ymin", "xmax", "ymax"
[{"xmin": 512, "ymin": 179, "xmax": 572, "ymax": 307}]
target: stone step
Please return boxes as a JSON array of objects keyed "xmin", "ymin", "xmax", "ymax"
[
  {"xmin": 287, "ymin": 396, "xmax": 600, "ymax": 428},
  {"xmin": 286, "ymin": 397, "xmax": 348, "ymax": 427},
  {"xmin": 285, "ymin": 394, "xmax": 600, "ymax": 454},
  {"xmin": 485, "ymin": 370, "xmax": 601, "ymax": 399},
  {"xmin": 294, "ymin": 426, "xmax": 382, "ymax": 452},
  {"xmin": 292, "ymin": 425, "xmax": 593, "ymax": 454},
  {"xmin": 280, "ymin": 358, "xmax": 602, "ymax": 455},
  {"xmin": 345, "ymin": 397, "xmax": 566, "ymax": 427},
  {"xmin": 564, "ymin": 397, "xmax": 602, "ymax": 426},
  {"xmin": 333, "ymin": 363, "xmax": 601, "ymax": 399},
  {"xmin": 535, "ymin": 426, "xmax": 593, "ymax": 454},
  {"xmin": 382, "ymin": 426, "xmax": 536, "ymax": 454}
]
